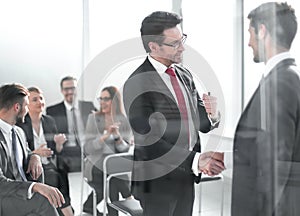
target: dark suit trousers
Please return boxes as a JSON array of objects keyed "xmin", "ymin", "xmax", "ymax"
[
  {"xmin": 139, "ymin": 180, "xmax": 195, "ymax": 216},
  {"xmin": 1, "ymin": 192, "xmax": 58, "ymax": 216},
  {"xmin": 43, "ymin": 162, "xmax": 71, "ymax": 209}
]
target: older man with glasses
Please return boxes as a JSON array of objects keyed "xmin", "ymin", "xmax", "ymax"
[{"xmin": 123, "ymin": 11, "xmax": 224, "ymax": 216}]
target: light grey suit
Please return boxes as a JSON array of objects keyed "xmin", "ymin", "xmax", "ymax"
[{"xmin": 0, "ymin": 126, "xmax": 58, "ymax": 216}]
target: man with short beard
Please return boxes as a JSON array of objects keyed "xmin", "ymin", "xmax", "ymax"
[
  {"xmin": 230, "ymin": 2, "xmax": 300, "ymax": 216},
  {"xmin": 0, "ymin": 83, "xmax": 64, "ymax": 216}
]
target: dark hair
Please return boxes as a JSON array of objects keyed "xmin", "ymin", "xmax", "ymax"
[
  {"xmin": 60, "ymin": 76, "xmax": 77, "ymax": 89},
  {"xmin": 0, "ymin": 83, "xmax": 28, "ymax": 110},
  {"xmin": 97, "ymin": 86, "xmax": 124, "ymax": 118},
  {"xmin": 140, "ymin": 11, "xmax": 182, "ymax": 53},
  {"xmin": 28, "ymin": 86, "xmax": 43, "ymax": 94},
  {"xmin": 248, "ymin": 2, "xmax": 297, "ymax": 49}
]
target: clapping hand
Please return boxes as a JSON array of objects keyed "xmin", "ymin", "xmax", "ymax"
[
  {"xmin": 54, "ymin": 133, "xmax": 67, "ymax": 153},
  {"xmin": 33, "ymin": 144, "xmax": 53, "ymax": 158},
  {"xmin": 108, "ymin": 122, "xmax": 121, "ymax": 135},
  {"xmin": 54, "ymin": 133, "xmax": 67, "ymax": 145}
]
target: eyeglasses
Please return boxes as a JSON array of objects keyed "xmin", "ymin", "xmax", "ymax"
[
  {"xmin": 62, "ymin": 86, "xmax": 76, "ymax": 92},
  {"xmin": 97, "ymin": 97, "xmax": 112, "ymax": 102},
  {"xmin": 161, "ymin": 34, "xmax": 187, "ymax": 49}
]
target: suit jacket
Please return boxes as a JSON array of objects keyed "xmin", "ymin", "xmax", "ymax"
[
  {"xmin": 83, "ymin": 113, "xmax": 131, "ymax": 182},
  {"xmin": 0, "ymin": 126, "xmax": 33, "ymax": 210},
  {"xmin": 123, "ymin": 58, "xmax": 215, "ymax": 198},
  {"xmin": 232, "ymin": 58, "xmax": 300, "ymax": 216},
  {"xmin": 17, "ymin": 114, "xmax": 58, "ymax": 154},
  {"xmin": 46, "ymin": 100, "xmax": 96, "ymax": 135}
]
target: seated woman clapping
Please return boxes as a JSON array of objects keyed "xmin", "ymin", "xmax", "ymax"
[{"xmin": 83, "ymin": 86, "xmax": 132, "ymax": 216}]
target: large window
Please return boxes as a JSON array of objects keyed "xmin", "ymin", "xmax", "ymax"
[{"xmin": 182, "ymin": 1, "xmax": 241, "ymax": 138}]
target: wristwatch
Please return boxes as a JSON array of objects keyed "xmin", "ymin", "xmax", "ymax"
[{"xmin": 114, "ymin": 136, "xmax": 120, "ymax": 141}]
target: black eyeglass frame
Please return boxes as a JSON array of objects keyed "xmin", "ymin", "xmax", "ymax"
[
  {"xmin": 62, "ymin": 86, "xmax": 76, "ymax": 92},
  {"xmin": 161, "ymin": 33, "xmax": 187, "ymax": 49},
  {"xmin": 97, "ymin": 97, "xmax": 112, "ymax": 102}
]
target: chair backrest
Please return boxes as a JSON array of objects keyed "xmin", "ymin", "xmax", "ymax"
[
  {"xmin": 102, "ymin": 152, "xmax": 134, "ymax": 216},
  {"xmin": 103, "ymin": 152, "xmax": 134, "ymax": 176}
]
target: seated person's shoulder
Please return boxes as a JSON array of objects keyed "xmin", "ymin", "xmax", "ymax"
[
  {"xmin": 15, "ymin": 126, "xmax": 27, "ymax": 140},
  {"xmin": 46, "ymin": 102, "xmax": 63, "ymax": 114},
  {"xmin": 79, "ymin": 100, "xmax": 96, "ymax": 111},
  {"xmin": 42, "ymin": 114, "xmax": 56, "ymax": 124}
]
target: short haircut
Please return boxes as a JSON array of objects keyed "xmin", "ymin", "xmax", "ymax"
[
  {"xmin": 60, "ymin": 76, "xmax": 77, "ymax": 89},
  {"xmin": 140, "ymin": 11, "xmax": 182, "ymax": 53},
  {"xmin": 27, "ymin": 86, "xmax": 43, "ymax": 94},
  {"xmin": 248, "ymin": 2, "xmax": 297, "ymax": 49},
  {"xmin": 0, "ymin": 83, "xmax": 28, "ymax": 110}
]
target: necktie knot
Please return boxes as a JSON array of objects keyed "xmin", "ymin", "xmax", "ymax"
[{"xmin": 165, "ymin": 67, "xmax": 176, "ymax": 77}]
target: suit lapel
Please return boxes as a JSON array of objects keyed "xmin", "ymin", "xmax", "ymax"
[
  {"xmin": 173, "ymin": 66, "xmax": 199, "ymax": 130},
  {"xmin": 41, "ymin": 115, "xmax": 51, "ymax": 136},
  {"xmin": 23, "ymin": 114, "xmax": 34, "ymax": 151},
  {"xmin": 59, "ymin": 102, "xmax": 68, "ymax": 132},
  {"xmin": 0, "ymin": 129, "xmax": 17, "ymax": 179},
  {"xmin": 0, "ymin": 130, "xmax": 9, "ymax": 159},
  {"xmin": 143, "ymin": 58, "xmax": 178, "ymax": 108}
]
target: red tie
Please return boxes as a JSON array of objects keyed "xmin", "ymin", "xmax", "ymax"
[{"xmin": 166, "ymin": 68, "xmax": 190, "ymax": 145}]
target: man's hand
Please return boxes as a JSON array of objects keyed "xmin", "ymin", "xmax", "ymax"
[
  {"xmin": 202, "ymin": 93, "xmax": 218, "ymax": 118},
  {"xmin": 32, "ymin": 183, "xmax": 65, "ymax": 208},
  {"xmin": 199, "ymin": 151, "xmax": 225, "ymax": 176},
  {"xmin": 26, "ymin": 154, "xmax": 43, "ymax": 180}
]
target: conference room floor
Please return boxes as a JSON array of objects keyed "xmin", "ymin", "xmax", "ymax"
[{"xmin": 69, "ymin": 171, "xmax": 232, "ymax": 216}]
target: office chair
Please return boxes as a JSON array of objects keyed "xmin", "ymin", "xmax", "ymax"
[
  {"xmin": 103, "ymin": 152, "xmax": 143, "ymax": 216},
  {"xmin": 198, "ymin": 174, "xmax": 224, "ymax": 216}
]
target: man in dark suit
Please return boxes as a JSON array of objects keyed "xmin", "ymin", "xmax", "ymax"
[
  {"xmin": 0, "ymin": 83, "xmax": 64, "ymax": 216},
  {"xmin": 46, "ymin": 76, "xmax": 95, "ymax": 213},
  {"xmin": 46, "ymin": 76, "xmax": 95, "ymax": 171},
  {"xmin": 230, "ymin": 2, "xmax": 300, "ymax": 216},
  {"xmin": 123, "ymin": 11, "xmax": 224, "ymax": 216},
  {"xmin": 46, "ymin": 76, "xmax": 95, "ymax": 138}
]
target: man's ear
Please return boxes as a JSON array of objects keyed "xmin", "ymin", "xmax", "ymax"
[
  {"xmin": 13, "ymin": 103, "xmax": 20, "ymax": 112},
  {"xmin": 258, "ymin": 24, "xmax": 267, "ymax": 39},
  {"xmin": 148, "ymin": 41, "xmax": 159, "ymax": 52}
]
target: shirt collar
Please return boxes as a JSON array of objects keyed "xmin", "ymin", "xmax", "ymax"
[
  {"xmin": 0, "ymin": 118, "xmax": 14, "ymax": 134},
  {"xmin": 264, "ymin": 52, "xmax": 292, "ymax": 77},
  {"xmin": 148, "ymin": 54, "xmax": 175, "ymax": 75},
  {"xmin": 64, "ymin": 100, "xmax": 78, "ymax": 111}
]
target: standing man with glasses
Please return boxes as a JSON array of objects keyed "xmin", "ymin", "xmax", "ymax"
[
  {"xmin": 46, "ymin": 76, "xmax": 96, "ymax": 214},
  {"xmin": 123, "ymin": 11, "xmax": 224, "ymax": 216},
  {"xmin": 0, "ymin": 83, "xmax": 65, "ymax": 216}
]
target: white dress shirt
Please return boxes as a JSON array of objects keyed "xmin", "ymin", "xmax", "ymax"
[
  {"xmin": 148, "ymin": 55, "xmax": 201, "ymax": 175},
  {"xmin": 33, "ymin": 123, "xmax": 49, "ymax": 164},
  {"xmin": 64, "ymin": 100, "xmax": 85, "ymax": 147}
]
